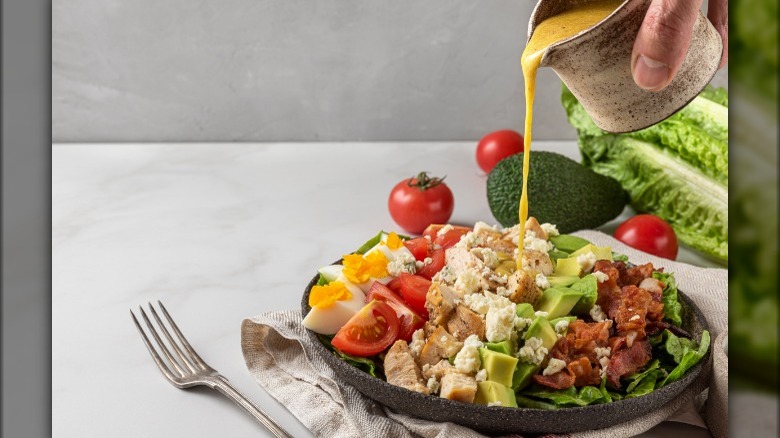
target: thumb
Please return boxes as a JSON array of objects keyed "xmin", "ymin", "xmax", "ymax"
[{"xmin": 631, "ymin": 0, "xmax": 704, "ymax": 92}]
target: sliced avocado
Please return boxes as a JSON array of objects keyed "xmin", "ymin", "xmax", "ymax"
[
  {"xmin": 484, "ymin": 340, "xmax": 516, "ymax": 356},
  {"xmin": 515, "ymin": 303, "xmax": 535, "ymax": 319},
  {"xmin": 570, "ymin": 244, "xmax": 613, "ymax": 261},
  {"xmin": 524, "ymin": 317, "xmax": 558, "ymax": 351},
  {"xmin": 549, "ymin": 234, "xmax": 591, "ymax": 253},
  {"xmin": 512, "ymin": 362, "xmax": 540, "ymax": 391},
  {"xmin": 555, "ymin": 256, "xmax": 582, "ymax": 276},
  {"xmin": 474, "ymin": 381, "xmax": 518, "ymax": 408},
  {"xmin": 479, "ymin": 348, "xmax": 519, "ymax": 387},
  {"xmin": 536, "ymin": 287, "xmax": 585, "ymax": 319},
  {"xmin": 570, "ymin": 274, "xmax": 599, "ymax": 316},
  {"xmin": 547, "ymin": 275, "xmax": 579, "ymax": 288}
]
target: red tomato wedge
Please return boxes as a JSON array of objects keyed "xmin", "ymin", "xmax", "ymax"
[
  {"xmin": 403, "ymin": 237, "xmax": 431, "ymax": 261},
  {"xmin": 422, "ymin": 224, "xmax": 471, "ymax": 249},
  {"xmin": 332, "ymin": 301, "xmax": 399, "ymax": 357},
  {"xmin": 416, "ymin": 249, "xmax": 445, "ymax": 280},
  {"xmin": 391, "ymin": 273, "xmax": 432, "ymax": 317},
  {"xmin": 366, "ymin": 282, "xmax": 425, "ymax": 342}
]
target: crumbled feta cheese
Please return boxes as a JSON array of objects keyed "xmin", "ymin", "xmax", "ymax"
[
  {"xmin": 463, "ymin": 293, "xmax": 492, "ymax": 315},
  {"xmin": 489, "ymin": 273, "xmax": 508, "ymax": 285},
  {"xmin": 455, "ymin": 269, "xmax": 482, "ymax": 294},
  {"xmin": 592, "ymin": 271, "xmax": 609, "ymax": 283},
  {"xmin": 455, "ymin": 231, "xmax": 483, "ymax": 249},
  {"xmin": 590, "ymin": 304, "xmax": 607, "ymax": 322},
  {"xmin": 473, "ymin": 221, "xmax": 498, "ymax": 233},
  {"xmin": 594, "ymin": 347, "xmax": 611, "ymax": 359},
  {"xmin": 495, "ymin": 286, "xmax": 510, "ymax": 297},
  {"xmin": 488, "ymin": 401, "xmax": 503, "ymax": 407},
  {"xmin": 517, "ymin": 337, "xmax": 548, "ymax": 365},
  {"xmin": 475, "ymin": 369, "xmax": 487, "ymax": 382},
  {"xmin": 629, "ymin": 314, "xmax": 641, "ymax": 321},
  {"xmin": 535, "ymin": 311, "xmax": 549, "ymax": 318},
  {"xmin": 433, "ymin": 266, "xmax": 457, "ymax": 284},
  {"xmin": 486, "ymin": 304, "xmax": 516, "ymax": 342},
  {"xmin": 540, "ymin": 223, "xmax": 560, "ymax": 237},
  {"xmin": 454, "ymin": 335, "xmax": 483, "ymax": 373},
  {"xmin": 415, "ymin": 257, "xmax": 433, "ymax": 270},
  {"xmin": 577, "ymin": 251, "xmax": 597, "ymax": 273},
  {"xmin": 473, "ymin": 247, "xmax": 500, "ymax": 269},
  {"xmin": 426, "ymin": 377, "xmax": 440, "ymax": 394},
  {"xmin": 515, "ymin": 317, "xmax": 533, "ymax": 331},
  {"xmin": 409, "ymin": 329, "xmax": 425, "ymax": 358},
  {"xmin": 387, "ymin": 252, "xmax": 417, "ymax": 276},
  {"xmin": 535, "ymin": 273, "xmax": 550, "ymax": 289},
  {"xmin": 524, "ymin": 230, "xmax": 554, "ymax": 252},
  {"xmin": 554, "ymin": 319, "xmax": 570, "ymax": 334},
  {"xmin": 542, "ymin": 358, "xmax": 567, "ymax": 376},
  {"xmin": 437, "ymin": 224, "xmax": 454, "ymax": 237}
]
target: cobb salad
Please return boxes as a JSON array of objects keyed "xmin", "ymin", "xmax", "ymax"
[{"xmin": 303, "ymin": 219, "xmax": 709, "ymax": 409}]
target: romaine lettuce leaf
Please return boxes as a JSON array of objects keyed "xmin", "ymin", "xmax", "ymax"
[
  {"xmin": 318, "ymin": 334, "xmax": 382, "ymax": 378},
  {"xmin": 661, "ymin": 330, "xmax": 710, "ymax": 386},
  {"xmin": 521, "ymin": 385, "xmax": 604, "ymax": 407},
  {"xmin": 652, "ymin": 271, "xmax": 683, "ymax": 326}
]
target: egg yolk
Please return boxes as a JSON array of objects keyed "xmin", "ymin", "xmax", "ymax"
[
  {"xmin": 384, "ymin": 232, "xmax": 404, "ymax": 250},
  {"xmin": 342, "ymin": 251, "xmax": 389, "ymax": 284},
  {"xmin": 309, "ymin": 281, "xmax": 353, "ymax": 309}
]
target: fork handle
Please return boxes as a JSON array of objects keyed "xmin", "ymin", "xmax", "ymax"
[{"xmin": 211, "ymin": 378, "xmax": 293, "ymax": 438}]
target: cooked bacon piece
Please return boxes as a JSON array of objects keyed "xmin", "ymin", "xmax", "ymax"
[
  {"xmin": 645, "ymin": 320, "xmax": 692, "ymax": 338},
  {"xmin": 621, "ymin": 263, "xmax": 654, "ymax": 286},
  {"xmin": 568, "ymin": 320, "xmax": 612, "ymax": 347},
  {"xmin": 568, "ymin": 357, "xmax": 601, "ymax": 387},
  {"xmin": 606, "ymin": 339, "xmax": 652, "ymax": 389},
  {"xmin": 614, "ymin": 285, "xmax": 652, "ymax": 341},
  {"xmin": 533, "ymin": 369, "xmax": 576, "ymax": 389},
  {"xmin": 639, "ymin": 277, "xmax": 665, "ymax": 322}
]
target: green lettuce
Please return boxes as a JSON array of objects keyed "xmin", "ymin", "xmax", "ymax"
[
  {"xmin": 562, "ymin": 85, "xmax": 728, "ymax": 261},
  {"xmin": 652, "ymin": 271, "xmax": 682, "ymax": 326},
  {"xmin": 520, "ymin": 385, "xmax": 605, "ymax": 407},
  {"xmin": 318, "ymin": 334, "xmax": 382, "ymax": 379}
]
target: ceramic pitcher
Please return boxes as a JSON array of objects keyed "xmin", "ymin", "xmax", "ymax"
[{"xmin": 529, "ymin": 0, "xmax": 723, "ymax": 133}]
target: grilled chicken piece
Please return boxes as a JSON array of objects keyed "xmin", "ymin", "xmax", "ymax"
[
  {"xmin": 426, "ymin": 282, "xmax": 462, "ymax": 325},
  {"xmin": 522, "ymin": 249, "xmax": 554, "ymax": 276},
  {"xmin": 506, "ymin": 269, "xmax": 542, "ymax": 305},
  {"xmin": 419, "ymin": 326, "xmax": 463, "ymax": 367},
  {"xmin": 446, "ymin": 304, "xmax": 486, "ymax": 341},
  {"xmin": 422, "ymin": 359, "xmax": 454, "ymax": 380},
  {"xmin": 384, "ymin": 340, "xmax": 429, "ymax": 395},
  {"xmin": 439, "ymin": 372, "xmax": 478, "ymax": 402},
  {"xmin": 524, "ymin": 217, "xmax": 548, "ymax": 240}
]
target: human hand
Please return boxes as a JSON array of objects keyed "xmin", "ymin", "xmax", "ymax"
[{"xmin": 631, "ymin": 0, "xmax": 728, "ymax": 92}]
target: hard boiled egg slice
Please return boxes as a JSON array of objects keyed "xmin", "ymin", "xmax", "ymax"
[{"xmin": 302, "ymin": 279, "xmax": 366, "ymax": 335}]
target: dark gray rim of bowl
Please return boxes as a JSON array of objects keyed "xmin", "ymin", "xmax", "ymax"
[{"xmin": 300, "ymin": 266, "xmax": 710, "ymax": 434}]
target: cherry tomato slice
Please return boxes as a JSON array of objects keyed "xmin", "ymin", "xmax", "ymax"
[
  {"xmin": 366, "ymin": 282, "xmax": 425, "ymax": 342},
  {"xmin": 422, "ymin": 224, "xmax": 471, "ymax": 249},
  {"xmin": 416, "ymin": 249, "xmax": 445, "ymax": 280},
  {"xmin": 332, "ymin": 301, "xmax": 399, "ymax": 357},
  {"xmin": 393, "ymin": 273, "xmax": 432, "ymax": 317},
  {"xmin": 403, "ymin": 237, "xmax": 431, "ymax": 261}
]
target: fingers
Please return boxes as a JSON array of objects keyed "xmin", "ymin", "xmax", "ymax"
[
  {"xmin": 707, "ymin": 0, "xmax": 728, "ymax": 67},
  {"xmin": 632, "ymin": 0, "xmax": 704, "ymax": 92}
]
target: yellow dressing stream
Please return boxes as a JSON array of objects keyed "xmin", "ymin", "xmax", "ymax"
[{"xmin": 517, "ymin": 0, "xmax": 621, "ymax": 269}]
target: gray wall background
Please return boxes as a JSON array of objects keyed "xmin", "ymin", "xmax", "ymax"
[{"xmin": 52, "ymin": 0, "xmax": 727, "ymax": 142}]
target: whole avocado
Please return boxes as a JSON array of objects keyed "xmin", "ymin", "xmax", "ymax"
[{"xmin": 487, "ymin": 151, "xmax": 627, "ymax": 233}]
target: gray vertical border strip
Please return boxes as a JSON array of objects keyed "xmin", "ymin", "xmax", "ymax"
[{"xmin": 1, "ymin": 0, "xmax": 51, "ymax": 436}]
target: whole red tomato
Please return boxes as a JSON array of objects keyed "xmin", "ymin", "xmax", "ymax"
[
  {"xmin": 388, "ymin": 172, "xmax": 454, "ymax": 234},
  {"xmin": 614, "ymin": 214, "xmax": 678, "ymax": 260},
  {"xmin": 476, "ymin": 130, "xmax": 524, "ymax": 173}
]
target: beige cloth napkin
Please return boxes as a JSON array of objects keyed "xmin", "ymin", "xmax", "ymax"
[{"xmin": 241, "ymin": 231, "xmax": 728, "ymax": 437}]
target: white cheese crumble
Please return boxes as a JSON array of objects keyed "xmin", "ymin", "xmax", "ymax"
[
  {"xmin": 542, "ymin": 358, "xmax": 567, "ymax": 376},
  {"xmin": 589, "ymin": 304, "xmax": 607, "ymax": 322},
  {"xmin": 554, "ymin": 319, "xmax": 570, "ymax": 334},
  {"xmin": 517, "ymin": 337, "xmax": 548, "ymax": 365},
  {"xmin": 463, "ymin": 291, "xmax": 513, "ymax": 315},
  {"xmin": 415, "ymin": 257, "xmax": 433, "ymax": 270},
  {"xmin": 629, "ymin": 314, "xmax": 641, "ymax": 321},
  {"xmin": 426, "ymin": 377, "xmax": 440, "ymax": 394},
  {"xmin": 489, "ymin": 273, "xmax": 509, "ymax": 285},
  {"xmin": 524, "ymin": 230, "xmax": 554, "ymax": 252},
  {"xmin": 577, "ymin": 251, "xmax": 597, "ymax": 273},
  {"xmin": 454, "ymin": 335, "xmax": 483, "ymax": 373},
  {"xmin": 387, "ymin": 252, "xmax": 417, "ymax": 276},
  {"xmin": 409, "ymin": 329, "xmax": 425, "ymax": 358},
  {"xmin": 592, "ymin": 271, "xmax": 609, "ymax": 283},
  {"xmin": 515, "ymin": 317, "xmax": 533, "ymax": 332},
  {"xmin": 433, "ymin": 266, "xmax": 457, "ymax": 284},
  {"xmin": 495, "ymin": 286, "xmax": 509, "ymax": 297},
  {"xmin": 475, "ymin": 369, "xmax": 487, "ymax": 382},
  {"xmin": 535, "ymin": 311, "xmax": 549, "ymax": 318},
  {"xmin": 473, "ymin": 247, "xmax": 500, "ymax": 269},
  {"xmin": 594, "ymin": 347, "xmax": 611, "ymax": 359},
  {"xmin": 535, "ymin": 273, "xmax": 551, "ymax": 289},
  {"xmin": 436, "ymin": 224, "xmax": 454, "ymax": 237},
  {"xmin": 540, "ymin": 223, "xmax": 560, "ymax": 237},
  {"xmin": 488, "ymin": 401, "xmax": 503, "ymax": 407},
  {"xmin": 454, "ymin": 269, "xmax": 482, "ymax": 294},
  {"xmin": 455, "ymin": 231, "xmax": 483, "ymax": 249},
  {"xmin": 473, "ymin": 221, "xmax": 498, "ymax": 234},
  {"xmin": 486, "ymin": 304, "xmax": 516, "ymax": 342}
]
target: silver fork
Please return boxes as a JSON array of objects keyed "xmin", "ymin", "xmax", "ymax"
[{"xmin": 130, "ymin": 301, "xmax": 292, "ymax": 437}]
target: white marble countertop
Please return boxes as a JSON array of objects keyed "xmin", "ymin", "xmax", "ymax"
[{"xmin": 52, "ymin": 142, "xmax": 717, "ymax": 437}]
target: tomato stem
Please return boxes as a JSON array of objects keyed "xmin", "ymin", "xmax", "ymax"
[{"xmin": 408, "ymin": 171, "xmax": 445, "ymax": 191}]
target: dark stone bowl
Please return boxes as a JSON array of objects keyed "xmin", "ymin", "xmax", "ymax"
[{"xmin": 301, "ymin": 271, "xmax": 710, "ymax": 434}]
